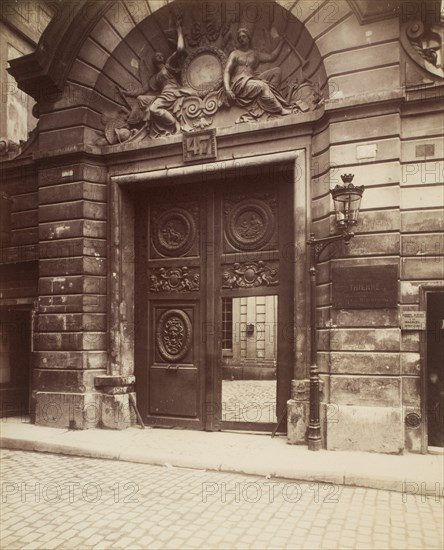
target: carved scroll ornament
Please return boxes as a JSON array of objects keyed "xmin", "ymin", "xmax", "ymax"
[
  {"xmin": 150, "ymin": 267, "xmax": 200, "ymax": 292},
  {"xmin": 222, "ymin": 261, "xmax": 279, "ymax": 289},
  {"xmin": 401, "ymin": 19, "xmax": 444, "ymax": 80}
]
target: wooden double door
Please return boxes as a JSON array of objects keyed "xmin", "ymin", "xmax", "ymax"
[{"xmin": 135, "ymin": 170, "xmax": 294, "ymax": 430}]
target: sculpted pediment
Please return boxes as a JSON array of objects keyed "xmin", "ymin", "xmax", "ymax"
[{"xmin": 95, "ymin": 4, "xmax": 326, "ymax": 147}]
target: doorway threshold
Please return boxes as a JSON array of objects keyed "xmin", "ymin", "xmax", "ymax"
[
  {"xmin": 428, "ymin": 446, "xmax": 444, "ymax": 455},
  {"xmin": 222, "ymin": 429, "xmax": 286, "ymax": 437}
]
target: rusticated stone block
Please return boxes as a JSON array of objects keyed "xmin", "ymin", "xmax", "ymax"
[
  {"xmin": 358, "ymin": 209, "xmax": 400, "ymax": 233},
  {"xmin": 39, "ymin": 220, "xmax": 106, "ymax": 240},
  {"xmin": 401, "ymin": 234, "xmax": 444, "ymax": 257},
  {"xmin": 344, "ymin": 233, "xmax": 400, "ymax": 257},
  {"xmin": 402, "ymin": 377, "xmax": 420, "ymax": 406},
  {"xmin": 402, "ymin": 112, "xmax": 444, "ymax": 140},
  {"xmin": 401, "ymin": 331, "xmax": 420, "ymax": 352},
  {"xmin": 37, "ymin": 313, "xmax": 106, "ymax": 332},
  {"xmin": 330, "ymin": 352, "xmax": 400, "ymax": 375},
  {"xmin": 39, "ymin": 182, "xmax": 107, "ymax": 205},
  {"xmin": 319, "ymin": 328, "xmax": 401, "ymax": 352},
  {"xmin": 290, "ymin": 379, "xmax": 310, "ymax": 401},
  {"xmin": 38, "ymin": 163, "xmax": 107, "ymax": 186},
  {"xmin": 38, "ymin": 294, "xmax": 107, "ymax": 314},
  {"xmin": 95, "ymin": 375, "xmax": 135, "ymax": 388},
  {"xmin": 35, "ymin": 391, "xmax": 100, "ymax": 429},
  {"xmin": 39, "ymin": 201, "xmax": 107, "ymax": 222},
  {"xmin": 401, "ymin": 209, "xmax": 444, "ymax": 232},
  {"xmin": 39, "ymin": 276, "xmax": 106, "ymax": 296},
  {"xmin": 34, "ymin": 332, "xmax": 106, "ymax": 351},
  {"xmin": 287, "ymin": 400, "xmax": 308, "ymax": 445},
  {"xmin": 11, "ymin": 192, "xmax": 38, "ymax": 212},
  {"xmin": 330, "ymin": 113, "xmax": 400, "ymax": 144},
  {"xmin": 327, "ymin": 405, "xmax": 403, "ymax": 453},
  {"xmin": 401, "ymin": 353, "xmax": 420, "ymax": 375},
  {"xmin": 33, "ymin": 368, "xmax": 105, "ymax": 393},
  {"xmin": 330, "ymin": 376, "xmax": 400, "ymax": 407},
  {"xmin": 11, "ymin": 227, "xmax": 38, "ymax": 246},
  {"xmin": 401, "ymin": 257, "xmax": 444, "ymax": 280},
  {"xmin": 331, "ymin": 308, "xmax": 399, "ymax": 328},
  {"xmin": 40, "ymin": 257, "xmax": 106, "ymax": 277},
  {"xmin": 402, "ymin": 186, "xmax": 443, "ymax": 210},
  {"xmin": 403, "ymin": 405, "xmax": 423, "ymax": 453},
  {"xmin": 12, "ymin": 210, "xmax": 38, "ymax": 229},
  {"xmin": 33, "ymin": 351, "xmax": 107, "ymax": 370},
  {"xmin": 101, "ymin": 393, "xmax": 137, "ymax": 430},
  {"xmin": 39, "ymin": 107, "xmax": 102, "ymax": 133}
]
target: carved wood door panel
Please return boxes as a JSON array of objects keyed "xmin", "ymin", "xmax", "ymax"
[
  {"xmin": 135, "ymin": 186, "xmax": 207, "ymax": 429},
  {"xmin": 215, "ymin": 174, "xmax": 294, "ymax": 430},
  {"xmin": 135, "ymin": 170, "xmax": 293, "ymax": 431}
]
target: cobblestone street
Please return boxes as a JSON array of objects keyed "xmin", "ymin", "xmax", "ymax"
[
  {"xmin": 1, "ymin": 449, "xmax": 443, "ymax": 550},
  {"xmin": 221, "ymin": 380, "xmax": 277, "ymax": 423}
]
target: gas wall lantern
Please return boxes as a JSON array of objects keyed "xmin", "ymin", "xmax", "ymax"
[{"xmin": 307, "ymin": 174, "xmax": 364, "ymax": 451}]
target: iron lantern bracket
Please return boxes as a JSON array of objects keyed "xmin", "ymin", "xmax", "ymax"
[{"xmin": 307, "ymin": 231, "xmax": 354, "ymax": 265}]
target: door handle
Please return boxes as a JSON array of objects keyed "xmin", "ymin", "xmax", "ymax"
[{"xmin": 166, "ymin": 364, "xmax": 180, "ymax": 372}]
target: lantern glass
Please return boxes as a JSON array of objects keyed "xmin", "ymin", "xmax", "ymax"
[{"xmin": 330, "ymin": 180, "xmax": 364, "ymax": 230}]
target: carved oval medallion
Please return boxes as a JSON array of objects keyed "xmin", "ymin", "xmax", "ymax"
[
  {"xmin": 226, "ymin": 199, "xmax": 275, "ymax": 250},
  {"xmin": 153, "ymin": 208, "xmax": 196, "ymax": 257},
  {"xmin": 182, "ymin": 47, "xmax": 227, "ymax": 97},
  {"xmin": 156, "ymin": 309, "xmax": 192, "ymax": 362}
]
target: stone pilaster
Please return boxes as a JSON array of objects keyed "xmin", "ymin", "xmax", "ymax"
[{"xmin": 34, "ymin": 161, "xmax": 108, "ymax": 429}]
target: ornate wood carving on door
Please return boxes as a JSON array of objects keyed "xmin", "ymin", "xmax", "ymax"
[
  {"xmin": 135, "ymin": 189, "xmax": 206, "ymax": 428},
  {"xmin": 218, "ymin": 178, "xmax": 293, "ymax": 426},
  {"xmin": 135, "ymin": 169, "xmax": 293, "ymax": 430}
]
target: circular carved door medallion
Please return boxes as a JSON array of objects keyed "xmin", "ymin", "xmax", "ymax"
[
  {"xmin": 153, "ymin": 208, "xmax": 196, "ymax": 257},
  {"xmin": 156, "ymin": 309, "xmax": 192, "ymax": 362},
  {"xmin": 226, "ymin": 199, "xmax": 275, "ymax": 250}
]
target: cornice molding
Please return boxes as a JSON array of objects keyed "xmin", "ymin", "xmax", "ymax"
[
  {"xmin": 7, "ymin": 0, "xmax": 116, "ymax": 100},
  {"xmin": 348, "ymin": 0, "xmax": 401, "ymax": 25}
]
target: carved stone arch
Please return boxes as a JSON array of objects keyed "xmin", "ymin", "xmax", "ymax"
[{"xmin": 8, "ymin": 0, "xmax": 329, "ymax": 128}]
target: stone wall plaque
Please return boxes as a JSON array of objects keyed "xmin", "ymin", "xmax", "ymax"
[
  {"xmin": 400, "ymin": 311, "xmax": 426, "ymax": 330},
  {"xmin": 332, "ymin": 265, "xmax": 398, "ymax": 309}
]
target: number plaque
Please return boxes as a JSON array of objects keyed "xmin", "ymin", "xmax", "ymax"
[{"xmin": 183, "ymin": 129, "xmax": 217, "ymax": 163}]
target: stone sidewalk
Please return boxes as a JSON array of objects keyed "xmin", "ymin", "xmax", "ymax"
[{"xmin": 1, "ymin": 418, "xmax": 443, "ymax": 496}]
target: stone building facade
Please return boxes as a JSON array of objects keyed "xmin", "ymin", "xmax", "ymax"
[{"xmin": 0, "ymin": 0, "xmax": 443, "ymax": 453}]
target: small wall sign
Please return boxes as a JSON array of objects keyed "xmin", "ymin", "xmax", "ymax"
[
  {"xmin": 400, "ymin": 311, "xmax": 426, "ymax": 330},
  {"xmin": 332, "ymin": 265, "xmax": 398, "ymax": 309},
  {"xmin": 183, "ymin": 129, "xmax": 217, "ymax": 163}
]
